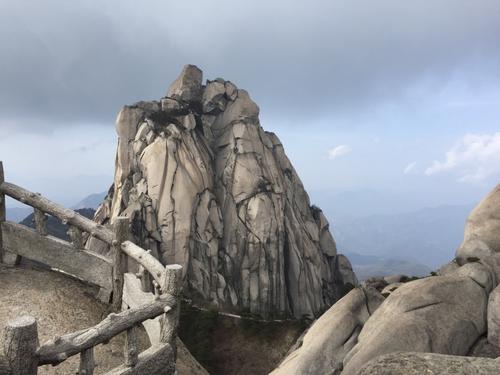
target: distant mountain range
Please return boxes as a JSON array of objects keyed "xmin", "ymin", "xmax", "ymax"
[
  {"xmin": 20, "ymin": 208, "xmax": 95, "ymax": 241},
  {"xmin": 333, "ymin": 204, "xmax": 473, "ymax": 269},
  {"xmin": 6, "ymin": 191, "xmax": 106, "ymax": 223},
  {"xmin": 346, "ymin": 252, "xmax": 431, "ymax": 281},
  {"xmin": 71, "ymin": 191, "xmax": 106, "ymax": 210},
  {"xmin": 6, "ymin": 206, "xmax": 33, "ymax": 223},
  {"xmin": 7, "ymin": 189, "xmax": 472, "ymax": 279}
]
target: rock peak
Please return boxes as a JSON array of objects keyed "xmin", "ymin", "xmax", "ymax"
[
  {"xmin": 166, "ymin": 64, "xmax": 203, "ymax": 103},
  {"xmin": 91, "ymin": 65, "xmax": 357, "ymax": 319}
]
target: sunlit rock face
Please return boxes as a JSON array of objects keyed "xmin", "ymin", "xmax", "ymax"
[
  {"xmin": 92, "ymin": 64, "xmax": 357, "ymax": 318},
  {"xmin": 456, "ymin": 184, "xmax": 500, "ymax": 265}
]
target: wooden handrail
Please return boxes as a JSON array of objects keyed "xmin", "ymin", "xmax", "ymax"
[
  {"xmin": 121, "ymin": 241, "xmax": 166, "ymax": 286},
  {"xmin": 0, "ymin": 161, "xmax": 183, "ymax": 374},
  {"xmin": 0, "ymin": 181, "xmax": 114, "ymax": 244},
  {"xmin": 36, "ymin": 295, "xmax": 176, "ymax": 365}
]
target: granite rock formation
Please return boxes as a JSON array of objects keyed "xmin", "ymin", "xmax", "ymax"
[
  {"xmin": 456, "ymin": 184, "xmax": 500, "ymax": 265},
  {"xmin": 272, "ymin": 184, "xmax": 500, "ymax": 374},
  {"xmin": 356, "ymin": 352, "xmax": 500, "ymax": 375},
  {"xmin": 270, "ymin": 286, "xmax": 384, "ymax": 375},
  {"xmin": 90, "ymin": 65, "xmax": 357, "ymax": 319}
]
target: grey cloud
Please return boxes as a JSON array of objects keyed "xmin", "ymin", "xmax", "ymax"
[{"xmin": 1, "ymin": 0, "xmax": 499, "ymax": 131}]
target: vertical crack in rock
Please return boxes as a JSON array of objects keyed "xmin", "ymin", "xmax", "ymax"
[{"xmin": 92, "ymin": 65, "xmax": 358, "ymax": 319}]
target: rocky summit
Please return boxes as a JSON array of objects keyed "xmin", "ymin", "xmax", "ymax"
[{"xmin": 90, "ymin": 64, "xmax": 357, "ymax": 319}]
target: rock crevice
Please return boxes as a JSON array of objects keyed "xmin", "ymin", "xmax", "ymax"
[{"xmin": 91, "ymin": 65, "xmax": 357, "ymax": 319}]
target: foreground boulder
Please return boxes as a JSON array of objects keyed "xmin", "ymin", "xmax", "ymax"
[
  {"xmin": 270, "ymin": 286, "xmax": 384, "ymax": 375},
  {"xmin": 91, "ymin": 65, "xmax": 357, "ymax": 319},
  {"xmin": 488, "ymin": 285, "xmax": 500, "ymax": 347},
  {"xmin": 268, "ymin": 183, "xmax": 500, "ymax": 374},
  {"xmin": 356, "ymin": 352, "xmax": 500, "ymax": 375},
  {"xmin": 341, "ymin": 273, "xmax": 488, "ymax": 375},
  {"xmin": 456, "ymin": 184, "xmax": 500, "ymax": 264}
]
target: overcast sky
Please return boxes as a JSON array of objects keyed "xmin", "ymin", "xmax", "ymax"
[{"xmin": 1, "ymin": 0, "xmax": 500, "ymax": 215}]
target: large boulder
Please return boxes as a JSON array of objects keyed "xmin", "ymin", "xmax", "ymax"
[
  {"xmin": 341, "ymin": 274, "xmax": 489, "ymax": 375},
  {"xmin": 488, "ymin": 284, "xmax": 500, "ymax": 347},
  {"xmin": 91, "ymin": 65, "xmax": 357, "ymax": 319},
  {"xmin": 468, "ymin": 336, "xmax": 500, "ymax": 358},
  {"xmin": 456, "ymin": 185, "xmax": 500, "ymax": 265},
  {"xmin": 356, "ymin": 352, "xmax": 500, "ymax": 375},
  {"xmin": 166, "ymin": 64, "xmax": 203, "ymax": 103},
  {"xmin": 270, "ymin": 286, "xmax": 384, "ymax": 375}
]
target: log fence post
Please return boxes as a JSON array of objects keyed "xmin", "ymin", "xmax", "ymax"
[
  {"xmin": 112, "ymin": 217, "xmax": 129, "ymax": 311},
  {"xmin": 159, "ymin": 264, "xmax": 182, "ymax": 361},
  {"xmin": 34, "ymin": 208, "xmax": 47, "ymax": 236},
  {"xmin": 138, "ymin": 265, "xmax": 153, "ymax": 293},
  {"xmin": 3, "ymin": 315, "xmax": 38, "ymax": 375},
  {"xmin": 68, "ymin": 225, "xmax": 84, "ymax": 250},
  {"xmin": 124, "ymin": 326, "xmax": 139, "ymax": 367},
  {"xmin": 78, "ymin": 347, "xmax": 95, "ymax": 375}
]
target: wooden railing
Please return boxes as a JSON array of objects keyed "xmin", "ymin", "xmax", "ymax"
[{"xmin": 0, "ymin": 161, "xmax": 182, "ymax": 375}]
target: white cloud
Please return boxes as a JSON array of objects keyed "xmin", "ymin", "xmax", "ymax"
[
  {"xmin": 403, "ymin": 161, "xmax": 417, "ymax": 174},
  {"xmin": 425, "ymin": 133, "xmax": 500, "ymax": 183},
  {"xmin": 328, "ymin": 145, "xmax": 352, "ymax": 160}
]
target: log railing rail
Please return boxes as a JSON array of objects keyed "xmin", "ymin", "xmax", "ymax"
[{"xmin": 0, "ymin": 161, "xmax": 182, "ymax": 375}]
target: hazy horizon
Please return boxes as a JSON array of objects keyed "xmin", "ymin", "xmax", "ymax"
[{"xmin": 1, "ymin": 0, "xmax": 499, "ymax": 220}]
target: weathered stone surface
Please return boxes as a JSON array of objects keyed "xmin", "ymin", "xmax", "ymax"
[
  {"xmin": 269, "ymin": 185, "xmax": 500, "ymax": 375},
  {"xmin": 488, "ymin": 284, "xmax": 500, "ymax": 347},
  {"xmin": 271, "ymin": 286, "xmax": 384, "ymax": 375},
  {"xmin": 202, "ymin": 80, "xmax": 227, "ymax": 114},
  {"xmin": 456, "ymin": 185, "xmax": 500, "ymax": 265},
  {"xmin": 383, "ymin": 274, "xmax": 406, "ymax": 284},
  {"xmin": 341, "ymin": 274, "xmax": 488, "ymax": 375},
  {"xmin": 468, "ymin": 335, "xmax": 500, "ymax": 358},
  {"xmin": 356, "ymin": 352, "xmax": 500, "ymax": 375},
  {"xmin": 161, "ymin": 97, "xmax": 182, "ymax": 112},
  {"xmin": 225, "ymin": 81, "xmax": 238, "ymax": 101},
  {"xmin": 455, "ymin": 261, "xmax": 495, "ymax": 293},
  {"xmin": 167, "ymin": 64, "xmax": 203, "ymax": 103},
  {"xmin": 437, "ymin": 259, "xmax": 460, "ymax": 275},
  {"xmin": 362, "ymin": 277, "xmax": 388, "ymax": 292},
  {"xmin": 93, "ymin": 65, "xmax": 357, "ymax": 319},
  {"xmin": 381, "ymin": 282, "xmax": 403, "ymax": 297}
]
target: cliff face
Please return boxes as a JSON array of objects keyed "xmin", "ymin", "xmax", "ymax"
[{"xmin": 92, "ymin": 65, "xmax": 357, "ymax": 318}]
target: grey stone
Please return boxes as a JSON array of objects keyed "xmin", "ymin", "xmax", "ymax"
[
  {"xmin": 356, "ymin": 352, "xmax": 500, "ymax": 375},
  {"xmin": 180, "ymin": 113, "xmax": 196, "ymax": 130},
  {"xmin": 166, "ymin": 64, "xmax": 203, "ymax": 103},
  {"xmin": 161, "ymin": 97, "xmax": 182, "ymax": 112},
  {"xmin": 91, "ymin": 65, "xmax": 357, "ymax": 319},
  {"xmin": 488, "ymin": 284, "xmax": 500, "ymax": 347},
  {"xmin": 468, "ymin": 335, "xmax": 500, "ymax": 358},
  {"xmin": 381, "ymin": 282, "xmax": 403, "ymax": 297},
  {"xmin": 437, "ymin": 259, "xmax": 460, "ymax": 275},
  {"xmin": 214, "ymin": 89, "xmax": 259, "ymax": 129},
  {"xmin": 456, "ymin": 185, "xmax": 500, "ymax": 265},
  {"xmin": 202, "ymin": 80, "xmax": 227, "ymax": 114},
  {"xmin": 225, "ymin": 81, "xmax": 238, "ymax": 101},
  {"xmin": 341, "ymin": 274, "xmax": 488, "ymax": 375},
  {"xmin": 270, "ymin": 287, "xmax": 384, "ymax": 375},
  {"xmin": 384, "ymin": 274, "xmax": 406, "ymax": 284},
  {"xmin": 455, "ymin": 261, "xmax": 495, "ymax": 293}
]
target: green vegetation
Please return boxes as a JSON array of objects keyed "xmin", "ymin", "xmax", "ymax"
[
  {"xmin": 233, "ymin": 309, "xmax": 303, "ymax": 341},
  {"xmin": 178, "ymin": 301, "xmax": 219, "ymax": 373},
  {"xmin": 338, "ymin": 282, "xmax": 355, "ymax": 299},
  {"xmin": 400, "ymin": 275, "xmax": 421, "ymax": 282},
  {"xmin": 179, "ymin": 302, "xmax": 309, "ymax": 374}
]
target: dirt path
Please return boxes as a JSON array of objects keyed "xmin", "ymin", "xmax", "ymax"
[{"xmin": 0, "ymin": 264, "xmax": 149, "ymax": 374}]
